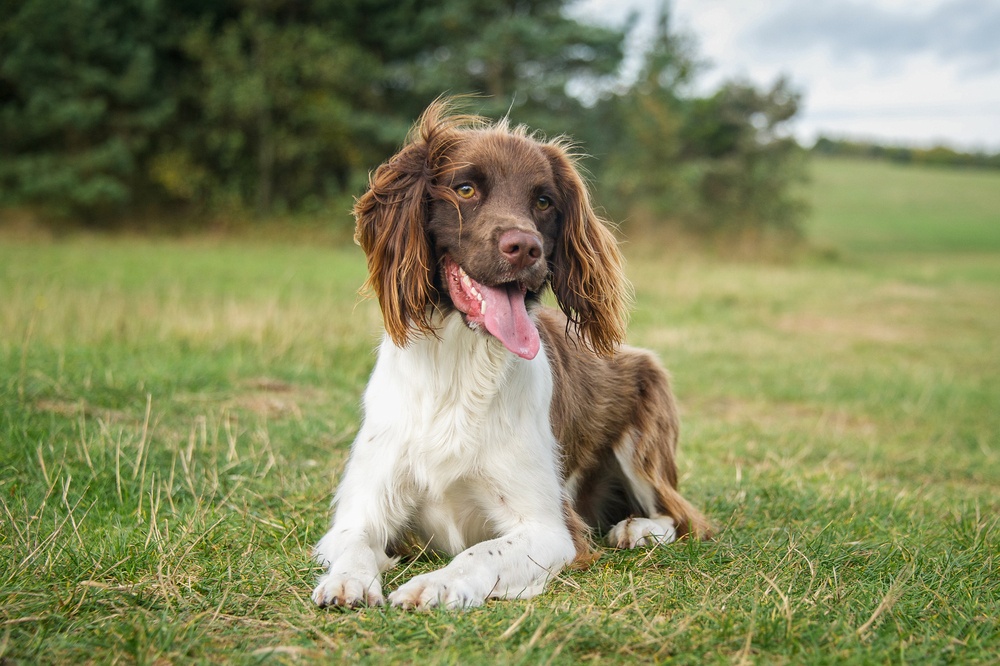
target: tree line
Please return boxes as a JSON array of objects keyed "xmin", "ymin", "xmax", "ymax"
[
  {"xmin": 812, "ymin": 137, "xmax": 1000, "ymax": 171},
  {"xmin": 1, "ymin": 0, "xmax": 806, "ymax": 240}
]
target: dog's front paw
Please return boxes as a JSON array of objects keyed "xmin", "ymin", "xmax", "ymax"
[
  {"xmin": 608, "ymin": 516, "xmax": 677, "ymax": 549},
  {"xmin": 312, "ymin": 571, "xmax": 384, "ymax": 608},
  {"xmin": 388, "ymin": 572, "xmax": 484, "ymax": 610}
]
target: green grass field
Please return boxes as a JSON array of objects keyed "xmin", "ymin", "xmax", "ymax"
[{"xmin": 2, "ymin": 157, "xmax": 999, "ymax": 663}]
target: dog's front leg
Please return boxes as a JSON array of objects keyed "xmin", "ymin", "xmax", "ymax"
[
  {"xmin": 312, "ymin": 433, "xmax": 407, "ymax": 608},
  {"xmin": 312, "ymin": 530, "xmax": 393, "ymax": 608},
  {"xmin": 388, "ymin": 521, "xmax": 576, "ymax": 610}
]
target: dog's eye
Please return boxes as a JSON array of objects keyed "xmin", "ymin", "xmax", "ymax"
[
  {"xmin": 535, "ymin": 195, "xmax": 552, "ymax": 211},
  {"xmin": 456, "ymin": 184, "xmax": 476, "ymax": 199}
]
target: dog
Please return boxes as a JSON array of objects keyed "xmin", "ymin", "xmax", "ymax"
[{"xmin": 312, "ymin": 99, "xmax": 710, "ymax": 610}]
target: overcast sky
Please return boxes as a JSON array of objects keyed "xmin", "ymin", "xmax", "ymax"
[{"xmin": 570, "ymin": 0, "xmax": 1000, "ymax": 150}]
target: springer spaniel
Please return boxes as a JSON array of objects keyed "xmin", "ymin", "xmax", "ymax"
[{"xmin": 312, "ymin": 100, "xmax": 710, "ymax": 610}]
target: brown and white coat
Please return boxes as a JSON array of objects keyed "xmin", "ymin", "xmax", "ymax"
[{"xmin": 312, "ymin": 100, "xmax": 709, "ymax": 610}]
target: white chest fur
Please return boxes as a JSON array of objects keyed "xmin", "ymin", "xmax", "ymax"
[
  {"xmin": 342, "ymin": 313, "xmax": 564, "ymax": 553},
  {"xmin": 313, "ymin": 311, "xmax": 576, "ymax": 609}
]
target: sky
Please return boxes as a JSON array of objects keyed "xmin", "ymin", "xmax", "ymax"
[{"xmin": 570, "ymin": 0, "xmax": 1000, "ymax": 151}]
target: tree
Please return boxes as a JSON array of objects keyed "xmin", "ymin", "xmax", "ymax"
[
  {"xmin": 589, "ymin": 3, "xmax": 807, "ymax": 242},
  {"xmin": 1, "ymin": 0, "xmax": 626, "ymax": 219},
  {"xmin": 0, "ymin": 0, "xmax": 174, "ymax": 216},
  {"xmin": 1, "ymin": 0, "xmax": 809, "ymax": 239},
  {"xmin": 682, "ymin": 77, "xmax": 808, "ymax": 239},
  {"xmin": 322, "ymin": 0, "xmax": 626, "ymax": 148},
  {"xmin": 175, "ymin": 4, "xmax": 382, "ymax": 214},
  {"xmin": 591, "ymin": 5, "xmax": 699, "ymax": 221}
]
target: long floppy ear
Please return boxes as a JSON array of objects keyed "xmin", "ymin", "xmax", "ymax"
[
  {"xmin": 353, "ymin": 100, "xmax": 474, "ymax": 346},
  {"xmin": 543, "ymin": 141, "xmax": 631, "ymax": 356}
]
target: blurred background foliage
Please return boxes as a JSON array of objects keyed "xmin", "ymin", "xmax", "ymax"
[{"xmin": 3, "ymin": 0, "xmax": 811, "ymax": 241}]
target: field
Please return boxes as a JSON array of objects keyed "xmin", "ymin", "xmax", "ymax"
[{"xmin": 2, "ymin": 157, "xmax": 999, "ymax": 663}]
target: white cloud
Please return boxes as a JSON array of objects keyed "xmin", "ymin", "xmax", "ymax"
[
  {"xmin": 742, "ymin": 0, "xmax": 1000, "ymax": 71},
  {"xmin": 570, "ymin": 0, "xmax": 1000, "ymax": 150}
]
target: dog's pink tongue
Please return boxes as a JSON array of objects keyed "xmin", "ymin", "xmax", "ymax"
[{"xmin": 481, "ymin": 283, "xmax": 540, "ymax": 360}]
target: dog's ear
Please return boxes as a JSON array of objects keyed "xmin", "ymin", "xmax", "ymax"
[
  {"xmin": 543, "ymin": 141, "xmax": 630, "ymax": 356},
  {"xmin": 354, "ymin": 100, "xmax": 471, "ymax": 346}
]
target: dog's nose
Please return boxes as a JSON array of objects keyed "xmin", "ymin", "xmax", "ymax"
[{"xmin": 498, "ymin": 229, "xmax": 543, "ymax": 272}]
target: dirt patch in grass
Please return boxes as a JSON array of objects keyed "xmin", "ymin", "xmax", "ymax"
[
  {"xmin": 33, "ymin": 398, "xmax": 130, "ymax": 423},
  {"xmin": 775, "ymin": 314, "xmax": 909, "ymax": 345},
  {"xmin": 225, "ymin": 377, "xmax": 324, "ymax": 419},
  {"xmin": 692, "ymin": 395, "xmax": 880, "ymax": 440}
]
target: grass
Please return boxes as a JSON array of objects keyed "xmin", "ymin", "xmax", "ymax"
[
  {"xmin": 806, "ymin": 157, "xmax": 1000, "ymax": 255},
  {"xmin": 2, "ymin": 156, "xmax": 999, "ymax": 663}
]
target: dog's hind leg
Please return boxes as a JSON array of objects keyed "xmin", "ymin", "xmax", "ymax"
[
  {"xmin": 607, "ymin": 358, "xmax": 712, "ymax": 545},
  {"xmin": 606, "ymin": 429, "xmax": 711, "ymax": 547}
]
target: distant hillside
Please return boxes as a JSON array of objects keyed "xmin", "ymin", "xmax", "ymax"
[
  {"xmin": 811, "ymin": 137, "xmax": 1000, "ymax": 171},
  {"xmin": 807, "ymin": 156, "xmax": 1000, "ymax": 255}
]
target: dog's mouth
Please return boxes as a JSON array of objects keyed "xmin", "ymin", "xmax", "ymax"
[{"xmin": 443, "ymin": 256, "xmax": 540, "ymax": 360}]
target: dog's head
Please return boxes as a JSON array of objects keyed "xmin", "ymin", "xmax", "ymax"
[{"xmin": 354, "ymin": 99, "xmax": 629, "ymax": 359}]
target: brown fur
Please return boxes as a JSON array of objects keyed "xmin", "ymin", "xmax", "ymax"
[
  {"xmin": 354, "ymin": 98, "xmax": 628, "ymax": 356},
  {"xmin": 540, "ymin": 311, "xmax": 712, "ymax": 540},
  {"xmin": 354, "ymin": 102, "xmax": 471, "ymax": 346},
  {"xmin": 354, "ymin": 98, "xmax": 710, "ymax": 553}
]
